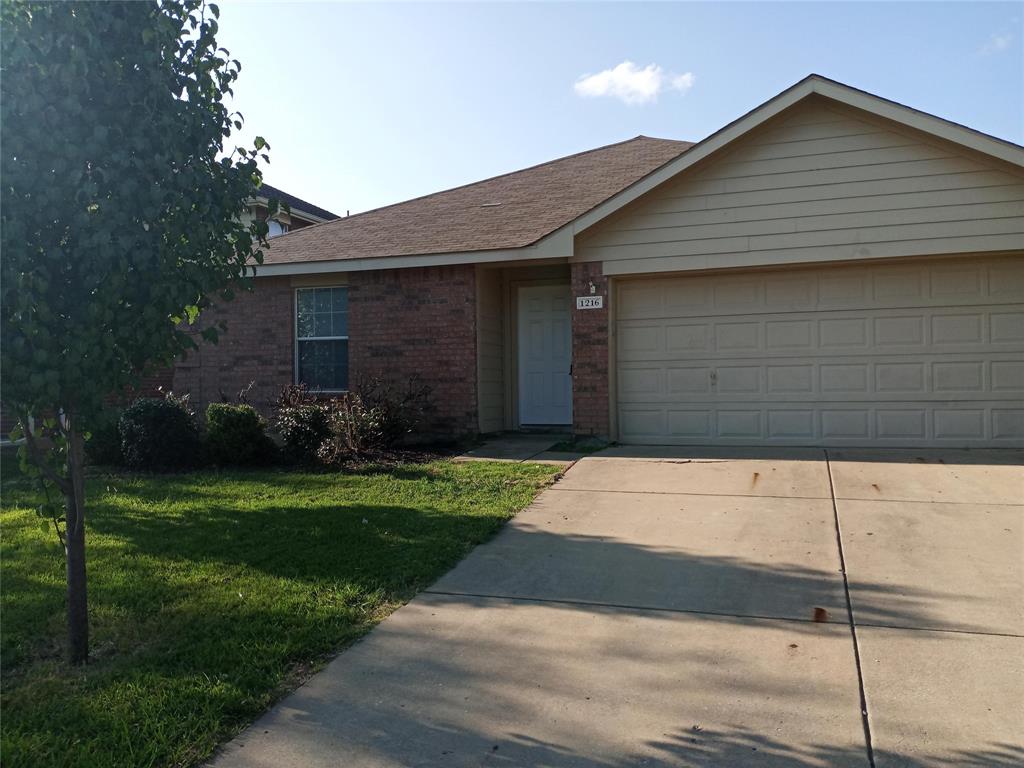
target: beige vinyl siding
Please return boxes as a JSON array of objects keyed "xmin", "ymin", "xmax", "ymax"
[
  {"xmin": 578, "ymin": 99, "xmax": 1024, "ymax": 275},
  {"xmin": 476, "ymin": 267, "xmax": 505, "ymax": 433}
]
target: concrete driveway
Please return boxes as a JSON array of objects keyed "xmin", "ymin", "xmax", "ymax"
[{"xmin": 213, "ymin": 448, "xmax": 1023, "ymax": 768}]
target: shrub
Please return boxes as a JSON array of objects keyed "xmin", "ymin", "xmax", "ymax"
[
  {"xmin": 205, "ymin": 403, "xmax": 273, "ymax": 466},
  {"xmin": 119, "ymin": 394, "xmax": 200, "ymax": 470},
  {"xmin": 274, "ymin": 384, "xmax": 331, "ymax": 461},
  {"xmin": 84, "ymin": 410, "xmax": 124, "ymax": 466},
  {"xmin": 318, "ymin": 375, "xmax": 432, "ymax": 462}
]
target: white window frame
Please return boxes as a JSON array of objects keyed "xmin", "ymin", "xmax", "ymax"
[{"xmin": 294, "ymin": 286, "xmax": 349, "ymax": 393}]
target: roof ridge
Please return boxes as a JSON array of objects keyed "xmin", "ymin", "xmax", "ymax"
[{"xmin": 268, "ymin": 135, "xmax": 692, "ymax": 244}]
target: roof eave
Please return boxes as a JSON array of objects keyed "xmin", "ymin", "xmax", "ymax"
[
  {"xmin": 254, "ymin": 227, "xmax": 575, "ymax": 276},
  {"xmin": 255, "ymin": 75, "xmax": 1024, "ymax": 276}
]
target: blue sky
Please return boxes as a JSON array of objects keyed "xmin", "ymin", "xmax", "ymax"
[{"xmin": 216, "ymin": 2, "xmax": 1023, "ymax": 216}]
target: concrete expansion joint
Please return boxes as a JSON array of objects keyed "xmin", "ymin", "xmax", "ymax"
[{"xmin": 824, "ymin": 448, "xmax": 877, "ymax": 768}]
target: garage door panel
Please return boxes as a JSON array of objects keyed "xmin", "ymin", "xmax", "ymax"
[
  {"xmin": 667, "ymin": 410, "xmax": 712, "ymax": 438},
  {"xmin": 933, "ymin": 361, "xmax": 985, "ymax": 392},
  {"xmin": 930, "ymin": 264, "xmax": 984, "ymax": 298},
  {"xmin": 768, "ymin": 410, "xmax": 816, "ymax": 438},
  {"xmin": 876, "ymin": 409, "xmax": 927, "ymax": 439},
  {"xmin": 620, "ymin": 307, "xmax": 1012, "ymax": 362},
  {"xmin": 931, "ymin": 313, "xmax": 984, "ymax": 344},
  {"xmin": 821, "ymin": 410, "xmax": 870, "ymax": 440},
  {"xmin": 667, "ymin": 367, "xmax": 711, "ymax": 394},
  {"xmin": 934, "ymin": 409, "xmax": 986, "ymax": 439},
  {"xmin": 666, "ymin": 323, "xmax": 710, "ymax": 352},
  {"xmin": 991, "ymin": 311, "xmax": 1024, "ymax": 342},
  {"xmin": 874, "ymin": 315, "xmax": 923, "ymax": 346},
  {"xmin": 714, "ymin": 322, "xmax": 760, "ymax": 351},
  {"xmin": 992, "ymin": 361, "xmax": 1024, "ymax": 391},
  {"xmin": 993, "ymin": 409, "xmax": 1024, "ymax": 440},
  {"xmin": 615, "ymin": 256, "xmax": 1024, "ymax": 447},
  {"xmin": 767, "ymin": 364, "xmax": 814, "ymax": 393},
  {"xmin": 990, "ymin": 264, "xmax": 1024, "ymax": 296},
  {"xmin": 821, "ymin": 364, "xmax": 869, "ymax": 393},
  {"xmin": 617, "ymin": 354, "xmax": 1023, "ymax": 402},
  {"xmin": 615, "ymin": 258, "xmax": 1019, "ymax": 321},
  {"xmin": 620, "ymin": 404, "xmax": 1022, "ymax": 445}
]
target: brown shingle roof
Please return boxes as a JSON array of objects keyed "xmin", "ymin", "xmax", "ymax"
[{"xmin": 263, "ymin": 135, "xmax": 693, "ymax": 265}]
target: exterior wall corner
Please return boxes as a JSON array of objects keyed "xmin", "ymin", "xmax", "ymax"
[{"xmin": 571, "ymin": 261, "xmax": 611, "ymax": 438}]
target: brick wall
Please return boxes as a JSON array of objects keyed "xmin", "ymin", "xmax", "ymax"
[
  {"xmin": 571, "ymin": 261, "xmax": 610, "ymax": 438},
  {"xmin": 349, "ymin": 264, "xmax": 478, "ymax": 436},
  {"xmin": 172, "ymin": 276, "xmax": 294, "ymax": 417}
]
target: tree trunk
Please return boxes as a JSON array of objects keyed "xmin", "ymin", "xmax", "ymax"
[{"xmin": 64, "ymin": 425, "xmax": 89, "ymax": 664}]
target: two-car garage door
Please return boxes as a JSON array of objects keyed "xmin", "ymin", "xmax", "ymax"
[{"xmin": 615, "ymin": 255, "xmax": 1024, "ymax": 446}]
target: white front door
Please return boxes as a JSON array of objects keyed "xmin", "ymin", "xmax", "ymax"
[{"xmin": 518, "ymin": 284, "xmax": 572, "ymax": 425}]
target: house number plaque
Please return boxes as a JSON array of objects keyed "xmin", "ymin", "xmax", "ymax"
[{"xmin": 575, "ymin": 295, "xmax": 604, "ymax": 310}]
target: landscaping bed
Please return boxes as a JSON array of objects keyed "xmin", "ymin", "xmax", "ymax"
[{"xmin": 0, "ymin": 455, "xmax": 560, "ymax": 767}]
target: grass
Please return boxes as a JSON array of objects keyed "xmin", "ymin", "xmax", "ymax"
[{"xmin": 0, "ymin": 454, "xmax": 560, "ymax": 768}]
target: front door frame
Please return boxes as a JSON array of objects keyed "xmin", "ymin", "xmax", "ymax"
[{"xmin": 508, "ymin": 279, "xmax": 573, "ymax": 428}]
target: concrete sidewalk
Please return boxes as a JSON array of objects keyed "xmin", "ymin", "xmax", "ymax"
[
  {"xmin": 454, "ymin": 433, "xmax": 579, "ymax": 465},
  {"xmin": 212, "ymin": 448, "xmax": 1024, "ymax": 768}
]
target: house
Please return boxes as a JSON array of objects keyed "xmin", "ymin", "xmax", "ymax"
[
  {"xmin": 245, "ymin": 183, "xmax": 339, "ymax": 237},
  {"xmin": 172, "ymin": 75, "xmax": 1024, "ymax": 447},
  {"xmin": 0, "ymin": 181, "xmax": 341, "ymax": 442}
]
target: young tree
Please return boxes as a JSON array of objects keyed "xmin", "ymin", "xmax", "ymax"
[{"xmin": 1, "ymin": 0, "xmax": 274, "ymax": 663}]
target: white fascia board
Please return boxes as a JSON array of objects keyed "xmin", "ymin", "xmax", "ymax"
[
  {"xmin": 254, "ymin": 227, "xmax": 573, "ymax": 277},
  {"xmin": 565, "ymin": 75, "xmax": 1024, "ymax": 247}
]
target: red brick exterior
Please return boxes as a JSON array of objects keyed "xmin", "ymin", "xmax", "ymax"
[
  {"xmin": 349, "ymin": 265, "xmax": 478, "ymax": 436},
  {"xmin": 571, "ymin": 261, "xmax": 611, "ymax": 438},
  {"xmin": 5, "ymin": 268, "xmax": 484, "ymax": 440},
  {"xmin": 172, "ymin": 276, "xmax": 295, "ymax": 416}
]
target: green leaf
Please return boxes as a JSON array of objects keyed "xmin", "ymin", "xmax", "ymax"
[{"xmin": 0, "ymin": 0, "xmax": 266, "ymax": 448}]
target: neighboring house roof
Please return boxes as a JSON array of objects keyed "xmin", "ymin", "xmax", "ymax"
[
  {"xmin": 257, "ymin": 74, "xmax": 1023, "ymax": 275},
  {"xmin": 262, "ymin": 136, "xmax": 693, "ymax": 265},
  {"xmin": 255, "ymin": 183, "xmax": 340, "ymax": 222}
]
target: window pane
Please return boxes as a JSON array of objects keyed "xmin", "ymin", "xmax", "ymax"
[
  {"xmin": 297, "ymin": 339, "xmax": 348, "ymax": 390},
  {"xmin": 296, "ymin": 290, "xmax": 315, "ymax": 337},
  {"xmin": 332, "ymin": 306, "xmax": 348, "ymax": 337},
  {"xmin": 314, "ymin": 287, "xmax": 333, "ymax": 313},
  {"xmin": 313, "ymin": 311, "xmax": 333, "ymax": 337},
  {"xmin": 332, "ymin": 287, "xmax": 348, "ymax": 312}
]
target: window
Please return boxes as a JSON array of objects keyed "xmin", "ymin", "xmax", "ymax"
[
  {"xmin": 295, "ymin": 287, "xmax": 348, "ymax": 391},
  {"xmin": 267, "ymin": 219, "xmax": 289, "ymax": 238}
]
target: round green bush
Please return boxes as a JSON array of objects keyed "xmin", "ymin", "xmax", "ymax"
[
  {"xmin": 84, "ymin": 410, "xmax": 124, "ymax": 466},
  {"xmin": 119, "ymin": 398, "xmax": 200, "ymax": 470},
  {"xmin": 275, "ymin": 402, "xmax": 331, "ymax": 461},
  {"xmin": 205, "ymin": 402, "xmax": 273, "ymax": 466}
]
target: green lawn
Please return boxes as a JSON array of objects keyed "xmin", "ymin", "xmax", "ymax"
[{"xmin": 0, "ymin": 456, "xmax": 560, "ymax": 768}]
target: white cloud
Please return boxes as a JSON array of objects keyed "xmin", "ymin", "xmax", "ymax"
[
  {"xmin": 980, "ymin": 32, "xmax": 1013, "ymax": 54},
  {"xmin": 574, "ymin": 61, "xmax": 696, "ymax": 105}
]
